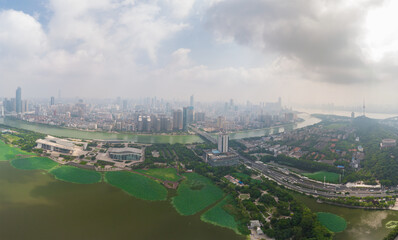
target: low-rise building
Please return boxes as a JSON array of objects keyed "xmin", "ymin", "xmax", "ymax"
[
  {"xmin": 204, "ymin": 149, "xmax": 240, "ymax": 166},
  {"xmin": 380, "ymin": 139, "xmax": 396, "ymax": 148},
  {"xmin": 108, "ymin": 147, "xmax": 142, "ymax": 161},
  {"xmin": 36, "ymin": 136, "xmax": 87, "ymax": 155}
]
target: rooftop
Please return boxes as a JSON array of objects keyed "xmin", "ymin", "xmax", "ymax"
[{"xmin": 108, "ymin": 147, "xmax": 142, "ymax": 154}]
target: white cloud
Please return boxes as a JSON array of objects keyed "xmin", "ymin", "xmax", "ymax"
[
  {"xmin": 0, "ymin": 10, "xmax": 47, "ymax": 57},
  {"xmin": 1, "ymin": 0, "xmax": 398, "ymax": 106}
]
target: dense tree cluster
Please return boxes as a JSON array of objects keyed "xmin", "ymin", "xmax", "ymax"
[
  {"xmin": 346, "ymin": 118, "xmax": 398, "ymax": 186},
  {"xmin": 384, "ymin": 225, "xmax": 398, "ymax": 240},
  {"xmin": 0, "ymin": 124, "xmax": 45, "ymax": 152}
]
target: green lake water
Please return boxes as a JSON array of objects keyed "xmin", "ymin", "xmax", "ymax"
[
  {"xmin": 293, "ymin": 193, "xmax": 398, "ymax": 240},
  {"xmin": 0, "ymin": 162, "xmax": 245, "ymax": 240}
]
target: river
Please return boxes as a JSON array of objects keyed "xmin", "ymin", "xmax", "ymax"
[
  {"xmin": 0, "ymin": 113, "xmax": 320, "ymax": 143},
  {"xmin": 0, "ymin": 161, "xmax": 244, "ymax": 240},
  {"xmin": 0, "ymin": 118, "xmax": 203, "ymax": 144},
  {"xmin": 228, "ymin": 113, "xmax": 321, "ymax": 140},
  {"xmin": 297, "ymin": 108, "xmax": 398, "ymax": 120}
]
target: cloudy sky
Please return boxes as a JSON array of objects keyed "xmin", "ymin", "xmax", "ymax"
[{"xmin": 1, "ymin": 0, "xmax": 398, "ymax": 107}]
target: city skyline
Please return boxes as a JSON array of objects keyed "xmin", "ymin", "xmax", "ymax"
[{"xmin": 1, "ymin": 1, "xmax": 398, "ymax": 106}]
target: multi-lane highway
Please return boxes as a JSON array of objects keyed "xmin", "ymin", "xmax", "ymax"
[{"xmin": 193, "ymin": 127, "xmax": 394, "ymax": 198}]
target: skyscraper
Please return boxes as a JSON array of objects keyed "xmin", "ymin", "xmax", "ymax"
[
  {"xmin": 217, "ymin": 133, "xmax": 229, "ymax": 153},
  {"xmin": 0, "ymin": 102, "xmax": 4, "ymax": 117},
  {"xmin": 173, "ymin": 110, "xmax": 183, "ymax": 130},
  {"xmin": 183, "ymin": 107, "xmax": 188, "ymax": 131},
  {"xmin": 16, "ymin": 87, "xmax": 21, "ymax": 113},
  {"xmin": 190, "ymin": 95, "xmax": 194, "ymax": 107},
  {"xmin": 182, "ymin": 106, "xmax": 194, "ymax": 131},
  {"xmin": 51, "ymin": 96, "xmax": 55, "ymax": 106}
]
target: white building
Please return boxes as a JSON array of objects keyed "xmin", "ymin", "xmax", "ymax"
[
  {"xmin": 218, "ymin": 133, "xmax": 229, "ymax": 153},
  {"xmin": 381, "ymin": 139, "xmax": 396, "ymax": 148},
  {"xmin": 36, "ymin": 136, "xmax": 87, "ymax": 155},
  {"xmin": 108, "ymin": 147, "xmax": 142, "ymax": 161}
]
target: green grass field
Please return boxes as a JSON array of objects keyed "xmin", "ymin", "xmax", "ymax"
[
  {"xmin": 231, "ymin": 172, "xmax": 250, "ymax": 182},
  {"xmin": 49, "ymin": 165, "xmax": 102, "ymax": 184},
  {"xmin": 105, "ymin": 171, "xmax": 167, "ymax": 201},
  {"xmin": 200, "ymin": 196, "xmax": 239, "ymax": 234},
  {"xmin": 2, "ymin": 134, "xmax": 21, "ymax": 143},
  {"xmin": 0, "ymin": 140, "xmax": 34, "ymax": 161},
  {"xmin": 172, "ymin": 173, "xmax": 224, "ymax": 216},
  {"xmin": 303, "ymin": 171, "xmax": 340, "ymax": 183},
  {"xmin": 11, "ymin": 157, "xmax": 58, "ymax": 170},
  {"xmin": 135, "ymin": 168, "xmax": 182, "ymax": 182},
  {"xmin": 317, "ymin": 212, "xmax": 347, "ymax": 233}
]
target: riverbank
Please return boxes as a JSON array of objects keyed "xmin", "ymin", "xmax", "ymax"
[
  {"xmin": 0, "ymin": 113, "xmax": 321, "ymax": 143},
  {"xmin": 0, "ymin": 118, "xmax": 203, "ymax": 144}
]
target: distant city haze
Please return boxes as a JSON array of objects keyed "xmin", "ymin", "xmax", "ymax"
[{"xmin": 1, "ymin": 0, "xmax": 398, "ymax": 108}]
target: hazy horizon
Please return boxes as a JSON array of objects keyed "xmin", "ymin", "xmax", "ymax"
[{"xmin": 1, "ymin": 0, "xmax": 398, "ymax": 106}]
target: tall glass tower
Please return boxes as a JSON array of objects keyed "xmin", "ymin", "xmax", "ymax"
[{"xmin": 16, "ymin": 87, "xmax": 21, "ymax": 113}]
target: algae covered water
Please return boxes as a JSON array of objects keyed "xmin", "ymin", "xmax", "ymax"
[
  {"xmin": 292, "ymin": 193, "xmax": 398, "ymax": 240},
  {"xmin": 0, "ymin": 162, "xmax": 244, "ymax": 240}
]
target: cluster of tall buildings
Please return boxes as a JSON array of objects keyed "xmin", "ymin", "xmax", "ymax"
[
  {"xmin": 2, "ymin": 87, "xmax": 29, "ymax": 114},
  {"xmin": 135, "ymin": 115, "xmax": 173, "ymax": 132}
]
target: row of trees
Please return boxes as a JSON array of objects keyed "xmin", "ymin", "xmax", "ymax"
[
  {"xmin": 260, "ymin": 154, "xmax": 342, "ymax": 174},
  {"xmin": 319, "ymin": 196, "xmax": 396, "ymax": 209}
]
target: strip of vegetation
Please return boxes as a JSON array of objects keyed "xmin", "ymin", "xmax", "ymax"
[
  {"xmin": 0, "ymin": 140, "xmax": 34, "ymax": 161},
  {"xmin": 135, "ymin": 168, "xmax": 182, "ymax": 182},
  {"xmin": 11, "ymin": 157, "xmax": 58, "ymax": 170},
  {"xmin": 201, "ymin": 196, "xmax": 239, "ymax": 233},
  {"xmin": 172, "ymin": 172, "xmax": 224, "ymax": 215},
  {"xmin": 105, "ymin": 171, "xmax": 167, "ymax": 201},
  {"xmin": 49, "ymin": 165, "xmax": 102, "ymax": 184},
  {"xmin": 318, "ymin": 195, "xmax": 395, "ymax": 208}
]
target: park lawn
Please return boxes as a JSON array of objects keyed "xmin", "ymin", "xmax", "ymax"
[
  {"xmin": 201, "ymin": 196, "xmax": 239, "ymax": 234},
  {"xmin": 317, "ymin": 212, "xmax": 347, "ymax": 233},
  {"xmin": 231, "ymin": 172, "xmax": 250, "ymax": 183},
  {"xmin": 303, "ymin": 171, "xmax": 340, "ymax": 184},
  {"xmin": 49, "ymin": 165, "xmax": 102, "ymax": 184},
  {"xmin": 105, "ymin": 171, "xmax": 167, "ymax": 201},
  {"xmin": 2, "ymin": 134, "xmax": 21, "ymax": 143},
  {"xmin": 172, "ymin": 173, "xmax": 224, "ymax": 216},
  {"xmin": 135, "ymin": 168, "xmax": 182, "ymax": 182},
  {"xmin": 11, "ymin": 157, "xmax": 58, "ymax": 170},
  {"xmin": 0, "ymin": 140, "xmax": 34, "ymax": 161}
]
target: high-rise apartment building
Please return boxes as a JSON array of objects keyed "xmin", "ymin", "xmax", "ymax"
[
  {"xmin": 16, "ymin": 87, "xmax": 21, "ymax": 113},
  {"xmin": 217, "ymin": 133, "xmax": 229, "ymax": 153},
  {"xmin": 173, "ymin": 110, "xmax": 183, "ymax": 130}
]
